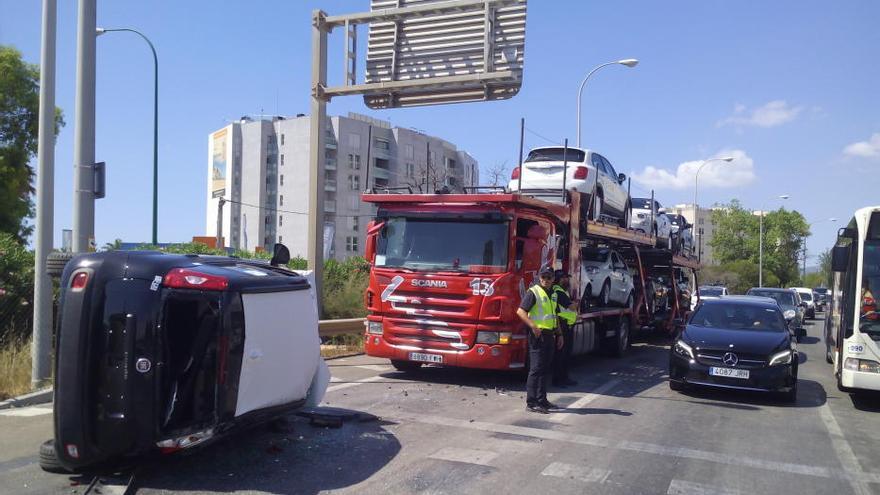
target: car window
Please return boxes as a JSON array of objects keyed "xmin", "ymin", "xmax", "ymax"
[
  {"xmin": 601, "ymin": 156, "xmax": 618, "ymax": 177},
  {"xmin": 582, "ymin": 249, "xmax": 608, "ymax": 262},
  {"xmin": 525, "ymin": 147, "xmax": 586, "ymax": 163},
  {"xmin": 799, "ymin": 291, "xmax": 812, "ymax": 301},
  {"xmin": 747, "ymin": 290, "xmax": 795, "ymax": 306},
  {"xmin": 632, "ymin": 198, "xmax": 653, "ymax": 209},
  {"xmin": 690, "ymin": 303, "xmax": 786, "ymax": 332},
  {"xmin": 591, "ymin": 153, "xmax": 606, "ymax": 174}
]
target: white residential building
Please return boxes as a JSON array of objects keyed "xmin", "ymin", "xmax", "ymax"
[
  {"xmin": 670, "ymin": 203, "xmax": 720, "ymax": 265},
  {"xmin": 205, "ymin": 113, "xmax": 478, "ymax": 260}
]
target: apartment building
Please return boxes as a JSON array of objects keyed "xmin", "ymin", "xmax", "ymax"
[
  {"xmin": 669, "ymin": 203, "xmax": 720, "ymax": 265},
  {"xmin": 205, "ymin": 113, "xmax": 478, "ymax": 260}
]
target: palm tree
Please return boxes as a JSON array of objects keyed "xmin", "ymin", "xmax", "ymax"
[{"xmin": 102, "ymin": 238, "xmax": 123, "ymax": 251}]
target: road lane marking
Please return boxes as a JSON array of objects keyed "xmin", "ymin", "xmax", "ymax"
[
  {"xmin": 0, "ymin": 406, "xmax": 52, "ymax": 417},
  {"xmin": 818, "ymin": 403, "xmax": 873, "ymax": 495},
  {"xmin": 325, "ymin": 375, "xmax": 386, "ymax": 393},
  {"xmin": 541, "ymin": 462, "xmax": 610, "ymax": 483},
  {"xmin": 354, "ymin": 364, "xmax": 393, "ymax": 372},
  {"xmin": 387, "ymin": 411, "xmax": 880, "ymax": 484},
  {"xmin": 668, "ymin": 479, "xmax": 743, "ymax": 495},
  {"xmin": 428, "ymin": 446, "xmax": 498, "ymax": 466},
  {"xmin": 549, "ymin": 378, "xmax": 621, "ymax": 423}
]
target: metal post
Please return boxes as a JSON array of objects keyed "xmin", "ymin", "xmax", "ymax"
[
  {"xmin": 758, "ymin": 210, "xmax": 763, "ymax": 288},
  {"xmin": 426, "ymin": 141, "xmax": 431, "ymax": 192},
  {"xmin": 802, "ymin": 238, "xmax": 807, "ymax": 280},
  {"xmin": 31, "ymin": 0, "xmax": 57, "ymax": 388},
  {"xmin": 73, "ymin": 0, "xmax": 97, "ymax": 253},
  {"xmin": 215, "ymin": 198, "xmax": 225, "ymax": 248},
  {"xmin": 308, "ymin": 10, "xmax": 328, "ymax": 316},
  {"xmin": 650, "ymin": 190, "xmax": 655, "ymax": 237},
  {"xmin": 516, "ymin": 117, "xmax": 524, "ymax": 192},
  {"xmin": 560, "ymin": 138, "xmax": 569, "ymax": 200}
]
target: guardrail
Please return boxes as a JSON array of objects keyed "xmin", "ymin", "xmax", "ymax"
[{"xmin": 318, "ymin": 318, "xmax": 366, "ymax": 337}]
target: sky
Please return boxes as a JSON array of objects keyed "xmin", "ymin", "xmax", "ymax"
[{"xmin": 1, "ymin": 0, "xmax": 878, "ymax": 265}]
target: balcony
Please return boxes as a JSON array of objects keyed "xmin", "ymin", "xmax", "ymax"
[
  {"xmin": 324, "ymin": 200, "xmax": 336, "ymax": 212},
  {"xmin": 371, "ymin": 167, "xmax": 390, "ymax": 180},
  {"xmin": 324, "ymin": 179, "xmax": 337, "ymax": 192},
  {"xmin": 325, "ymin": 158, "xmax": 337, "ymax": 170}
]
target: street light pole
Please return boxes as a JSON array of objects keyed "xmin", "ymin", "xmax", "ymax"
[
  {"xmin": 692, "ymin": 156, "xmax": 734, "ymax": 262},
  {"xmin": 96, "ymin": 27, "xmax": 159, "ymax": 244},
  {"xmin": 759, "ymin": 194, "xmax": 790, "ymax": 287},
  {"xmin": 576, "ymin": 59, "xmax": 638, "ymax": 148}
]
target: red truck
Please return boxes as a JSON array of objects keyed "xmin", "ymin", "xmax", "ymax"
[{"xmin": 361, "ymin": 190, "xmax": 699, "ymax": 372}]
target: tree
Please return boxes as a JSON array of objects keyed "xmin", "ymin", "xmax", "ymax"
[
  {"xmin": 484, "ymin": 160, "xmax": 509, "ymax": 187},
  {"xmin": 0, "ymin": 46, "xmax": 65, "ymax": 241},
  {"xmin": 710, "ymin": 200, "xmax": 810, "ymax": 288},
  {"xmin": 818, "ymin": 248, "xmax": 832, "ymax": 288}
]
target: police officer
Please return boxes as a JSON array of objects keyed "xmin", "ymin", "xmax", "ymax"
[
  {"xmin": 517, "ymin": 267, "xmax": 564, "ymax": 414},
  {"xmin": 552, "ymin": 270, "xmax": 579, "ymax": 387}
]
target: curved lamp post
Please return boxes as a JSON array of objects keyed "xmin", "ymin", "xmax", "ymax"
[
  {"xmin": 96, "ymin": 27, "xmax": 159, "ymax": 244},
  {"xmin": 576, "ymin": 59, "xmax": 638, "ymax": 148}
]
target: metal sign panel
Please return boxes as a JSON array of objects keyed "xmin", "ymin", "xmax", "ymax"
[{"xmin": 363, "ymin": 0, "xmax": 526, "ymax": 108}]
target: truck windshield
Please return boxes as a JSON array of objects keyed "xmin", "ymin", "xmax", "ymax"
[
  {"xmin": 376, "ymin": 217, "xmax": 509, "ymax": 271},
  {"xmin": 860, "ymin": 239, "xmax": 879, "ymax": 339}
]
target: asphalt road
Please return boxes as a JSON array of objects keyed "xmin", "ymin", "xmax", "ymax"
[{"xmin": 2, "ymin": 311, "xmax": 879, "ymax": 494}]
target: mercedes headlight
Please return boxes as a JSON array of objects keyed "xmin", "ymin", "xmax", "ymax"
[
  {"xmin": 769, "ymin": 350, "xmax": 793, "ymax": 366},
  {"xmin": 783, "ymin": 310, "xmax": 796, "ymax": 320},
  {"xmin": 673, "ymin": 340, "xmax": 694, "ymax": 359}
]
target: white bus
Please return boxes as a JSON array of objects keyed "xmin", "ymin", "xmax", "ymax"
[{"xmin": 825, "ymin": 206, "xmax": 880, "ymax": 394}]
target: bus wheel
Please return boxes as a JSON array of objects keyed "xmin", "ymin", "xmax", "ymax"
[{"xmin": 391, "ymin": 360, "xmax": 422, "ymax": 372}]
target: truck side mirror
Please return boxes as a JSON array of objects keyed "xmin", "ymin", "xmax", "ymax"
[
  {"xmin": 364, "ymin": 221, "xmax": 385, "ymax": 263},
  {"xmin": 270, "ymin": 243, "xmax": 290, "ymax": 267},
  {"xmin": 831, "ymin": 245, "xmax": 849, "ymax": 272}
]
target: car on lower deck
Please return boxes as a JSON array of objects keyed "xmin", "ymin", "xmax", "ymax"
[
  {"xmin": 579, "ymin": 247, "xmax": 635, "ymax": 310},
  {"xmin": 669, "ymin": 296, "xmax": 799, "ymax": 402}
]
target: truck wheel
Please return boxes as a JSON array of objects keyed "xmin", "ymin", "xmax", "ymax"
[
  {"xmin": 605, "ymin": 316, "xmax": 629, "ymax": 357},
  {"xmin": 391, "ymin": 360, "xmax": 422, "ymax": 372},
  {"xmin": 46, "ymin": 252, "xmax": 75, "ymax": 278},
  {"xmin": 39, "ymin": 439, "xmax": 70, "ymax": 474}
]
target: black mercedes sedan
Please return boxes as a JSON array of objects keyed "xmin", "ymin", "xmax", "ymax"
[{"xmin": 669, "ymin": 296, "xmax": 799, "ymax": 402}]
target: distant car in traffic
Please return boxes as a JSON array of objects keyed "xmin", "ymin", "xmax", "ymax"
[
  {"xmin": 745, "ymin": 287, "xmax": 806, "ymax": 340},
  {"xmin": 665, "ymin": 213, "xmax": 694, "ymax": 256},
  {"xmin": 791, "ymin": 287, "xmax": 816, "ymax": 319},
  {"xmin": 630, "ymin": 197, "xmax": 673, "ymax": 249},
  {"xmin": 669, "ymin": 296, "xmax": 799, "ymax": 402},
  {"xmin": 509, "ymin": 146, "xmax": 631, "ymax": 227},
  {"xmin": 580, "ymin": 247, "xmax": 635, "ymax": 310},
  {"xmin": 692, "ymin": 285, "xmax": 729, "ymax": 310},
  {"xmin": 813, "ymin": 287, "xmax": 829, "ymax": 310}
]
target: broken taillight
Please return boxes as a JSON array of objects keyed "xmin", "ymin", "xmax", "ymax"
[
  {"xmin": 163, "ymin": 268, "xmax": 229, "ymax": 291},
  {"xmin": 70, "ymin": 271, "xmax": 89, "ymax": 292}
]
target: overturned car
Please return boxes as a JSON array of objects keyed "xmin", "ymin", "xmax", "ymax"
[{"xmin": 46, "ymin": 246, "xmax": 329, "ymax": 472}]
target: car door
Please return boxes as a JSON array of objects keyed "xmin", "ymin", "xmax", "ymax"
[
  {"xmin": 600, "ymin": 155, "xmax": 626, "ymax": 214},
  {"xmin": 609, "ymin": 252, "xmax": 625, "ymax": 302}
]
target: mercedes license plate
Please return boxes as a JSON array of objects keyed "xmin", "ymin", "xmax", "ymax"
[
  {"xmin": 409, "ymin": 352, "xmax": 443, "ymax": 364},
  {"xmin": 709, "ymin": 367, "xmax": 749, "ymax": 379}
]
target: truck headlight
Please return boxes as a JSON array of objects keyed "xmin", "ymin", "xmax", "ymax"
[
  {"xmin": 783, "ymin": 310, "xmax": 796, "ymax": 320},
  {"xmin": 476, "ymin": 331, "xmax": 512, "ymax": 345},
  {"xmin": 769, "ymin": 350, "xmax": 793, "ymax": 366},
  {"xmin": 367, "ymin": 321, "xmax": 383, "ymax": 335},
  {"xmin": 844, "ymin": 358, "xmax": 880, "ymax": 373},
  {"xmin": 673, "ymin": 340, "xmax": 694, "ymax": 359}
]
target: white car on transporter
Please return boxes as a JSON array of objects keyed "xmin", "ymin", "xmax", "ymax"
[
  {"xmin": 579, "ymin": 247, "xmax": 635, "ymax": 311},
  {"xmin": 509, "ymin": 146, "xmax": 631, "ymax": 227},
  {"xmin": 630, "ymin": 197, "xmax": 673, "ymax": 249}
]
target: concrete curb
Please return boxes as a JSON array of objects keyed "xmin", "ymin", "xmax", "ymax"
[{"xmin": 0, "ymin": 387, "xmax": 53, "ymax": 410}]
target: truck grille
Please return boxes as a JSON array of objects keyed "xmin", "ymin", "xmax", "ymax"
[{"xmin": 383, "ymin": 317, "xmax": 474, "ymax": 351}]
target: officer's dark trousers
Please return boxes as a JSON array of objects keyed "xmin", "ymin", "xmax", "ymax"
[
  {"xmin": 526, "ymin": 331, "xmax": 555, "ymax": 406},
  {"xmin": 553, "ymin": 320, "xmax": 573, "ymax": 383}
]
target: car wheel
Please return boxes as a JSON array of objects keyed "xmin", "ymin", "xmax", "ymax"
[
  {"xmin": 579, "ymin": 285, "xmax": 592, "ymax": 313},
  {"xmin": 391, "ymin": 360, "xmax": 422, "ymax": 372},
  {"xmin": 619, "ymin": 201, "xmax": 630, "ymax": 228},
  {"xmin": 592, "ymin": 192, "xmax": 604, "ymax": 221},
  {"xmin": 599, "ymin": 280, "xmax": 611, "ymax": 307},
  {"xmin": 782, "ymin": 380, "xmax": 797, "ymax": 403},
  {"xmin": 39, "ymin": 439, "xmax": 70, "ymax": 474}
]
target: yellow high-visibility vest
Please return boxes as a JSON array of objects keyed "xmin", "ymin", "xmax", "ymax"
[
  {"xmin": 528, "ymin": 285, "xmax": 558, "ymax": 331},
  {"xmin": 552, "ymin": 284, "xmax": 578, "ymax": 325}
]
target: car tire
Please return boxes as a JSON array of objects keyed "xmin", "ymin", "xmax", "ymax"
[
  {"xmin": 39, "ymin": 439, "xmax": 70, "ymax": 474},
  {"xmin": 390, "ymin": 360, "xmax": 422, "ymax": 372},
  {"xmin": 599, "ymin": 280, "xmax": 610, "ymax": 307},
  {"xmin": 606, "ymin": 316, "xmax": 630, "ymax": 357},
  {"xmin": 782, "ymin": 380, "xmax": 797, "ymax": 403},
  {"xmin": 592, "ymin": 192, "xmax": 604, "ymax": 222},
  {"xmin": 46, "ymin": 251, "xmax": 75, "ymax": 278},
  {"xmin": 619, "ymin": 201, "xmax": 630, "ymax": 229},
  {"xmin": 579, "ymin": 285, "xmax": 592, "ymax": 313}
]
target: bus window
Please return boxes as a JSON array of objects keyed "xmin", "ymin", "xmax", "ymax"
[{"xmin": 859, "ymin": 212, "xmax": 880, "ymax": 338}]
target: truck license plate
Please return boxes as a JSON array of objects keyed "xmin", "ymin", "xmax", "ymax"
[
  {"xmin": 709, "ymin": 367, "xmax": 749, "ymax": 379},
  {"xmin": 409, "ymin": 352, "xmax": 443, "ymax": 364}
]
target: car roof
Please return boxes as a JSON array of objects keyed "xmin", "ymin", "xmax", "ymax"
[
  {"xmin": 747, "ymin": 287, "xmax": 792, "ymax": 293},
  {"xmin": 790, "ymin": 287, "xmax": 812, "ymax": 292},
  {"xmin": 700, "ymin": 295, "xmax": 781, "ymax": 309}
]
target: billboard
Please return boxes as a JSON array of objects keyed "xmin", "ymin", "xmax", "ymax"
[{"xmin": 212, "ymin": 128, "xmax": 228, "ymax": 198}]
